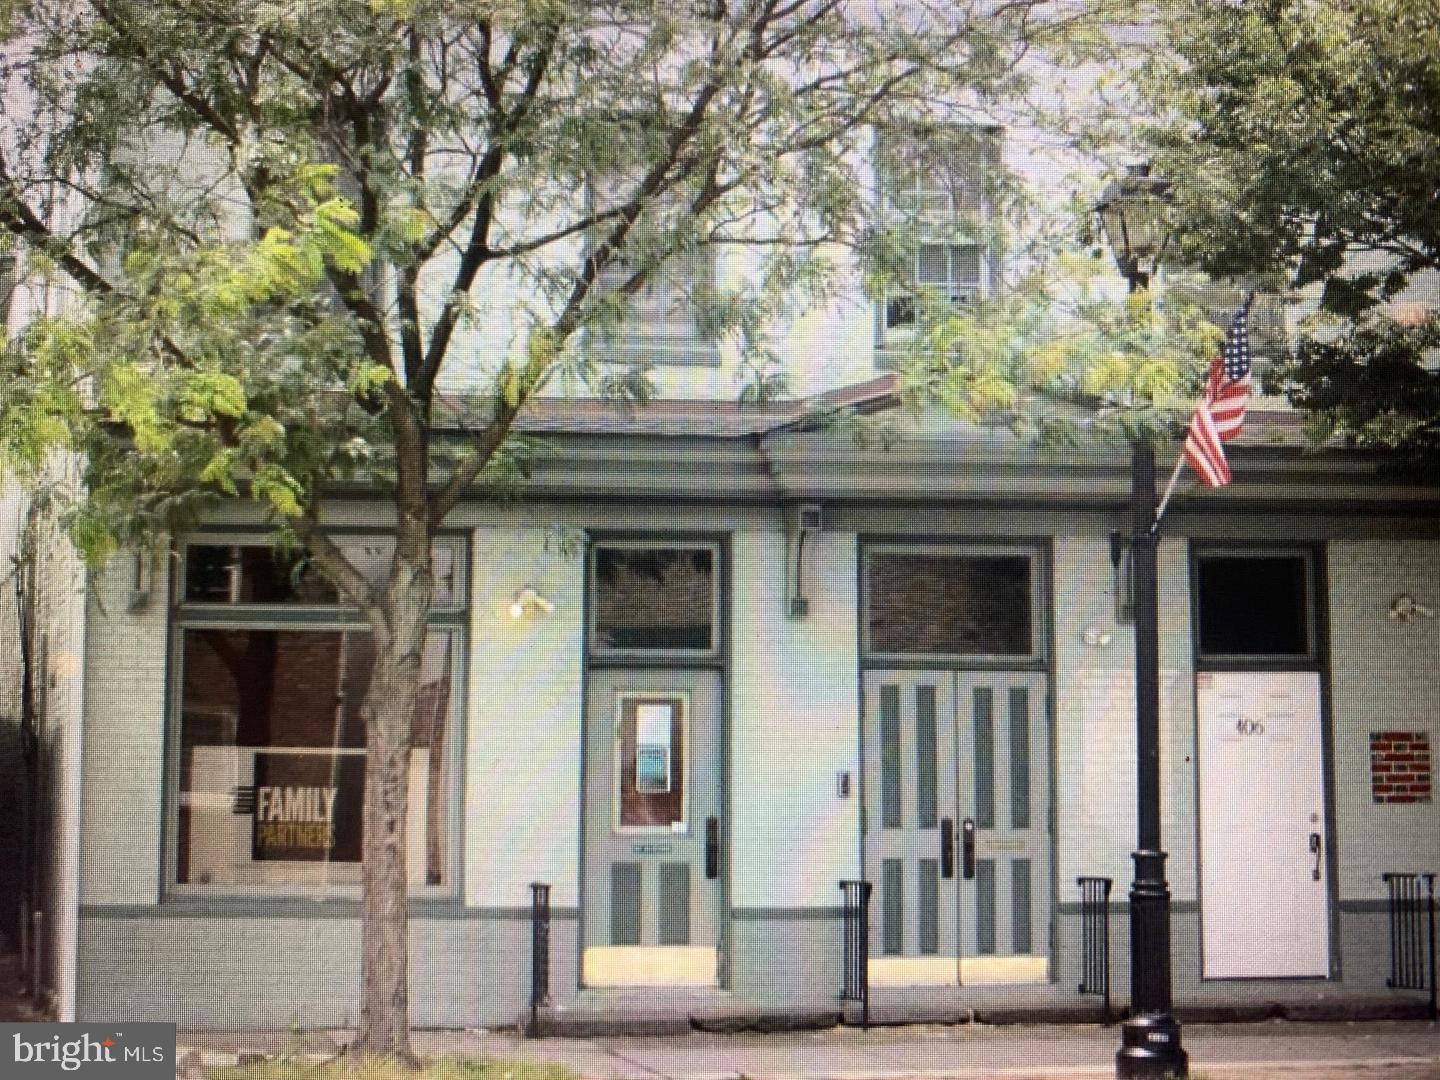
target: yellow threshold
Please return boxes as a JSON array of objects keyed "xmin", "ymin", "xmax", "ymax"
[
  {"xmin": 868, "ymin": 955, "xmax": 1050, "ymax": 987},
  {"xmin": 582, "ymin": 946, "xmax": 718, "ymax": 987}
]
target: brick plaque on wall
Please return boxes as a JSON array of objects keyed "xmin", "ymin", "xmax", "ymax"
[{"xmin": 1370, "ymin": 730, "xmax": 1432, "ymax": 803}]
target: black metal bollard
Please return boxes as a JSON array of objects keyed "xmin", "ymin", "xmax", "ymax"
[
  {"xmin": 530, "ymin": 882, "xmax": 551, "ymax": 1035},
  {"xmin": 1078, "ymin": 876, "xmax": 1113, "ymax": 1024},
  {"xmin": 840, "ymin": 879, "xmax": 872, "ymax": 1028}
]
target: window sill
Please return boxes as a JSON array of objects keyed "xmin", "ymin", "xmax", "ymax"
[
  {"xmin": 589, "ymin": 341, "xmax": 723, "ymax": 367},
  {"xmin": 84, "ymin": 894, "xmax": 469, "ymax": 920}
]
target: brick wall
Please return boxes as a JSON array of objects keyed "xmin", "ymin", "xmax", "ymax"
[{"xmin": 1369, "ymin": 730, "xmax": 1432, "ymax": 803}]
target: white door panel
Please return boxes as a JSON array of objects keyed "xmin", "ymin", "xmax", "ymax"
[{"xmin": 1198, "ymin": 671, "xmax": 1329, "ymax": 978}]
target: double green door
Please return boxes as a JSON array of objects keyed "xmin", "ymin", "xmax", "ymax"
[{"xmin": 863, "ymin": 670, "xmax": 1050, "ymax": 985}]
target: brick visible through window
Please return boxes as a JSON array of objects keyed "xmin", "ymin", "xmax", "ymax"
[{"xmin": 1370, "ymin": 730, "xmax": 1432, "ymax": 804}]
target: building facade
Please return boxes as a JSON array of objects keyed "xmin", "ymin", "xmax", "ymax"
[
  {"xmin": 3, "ymin": 15, "xmax": 1437, "ymax": 1030},
  {"xmin": 22, "ymin": 393, "xmax": 1435, "ymax": 1028}
]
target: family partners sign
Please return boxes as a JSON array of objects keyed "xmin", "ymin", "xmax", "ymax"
[{"xmin": 2, "ymin": 1024, "xmax": 174, "ymax": 1079}]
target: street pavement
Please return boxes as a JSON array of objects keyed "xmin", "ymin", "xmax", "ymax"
[{"xmin": 177, "ymin": 1020, "xmax": 1440, "ymax": 1079}]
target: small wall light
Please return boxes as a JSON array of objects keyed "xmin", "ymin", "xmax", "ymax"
[
  {"xmin": 1082, "ymin": 626, "xmax": 1114, "ymax": 647},
  {"xmin": 509, "ymin": 587, "xmax": 554, "ymax": 619},
  {"xmin": 1389, "ymin": 594, "xmax": 1434, "ymax": 622}
]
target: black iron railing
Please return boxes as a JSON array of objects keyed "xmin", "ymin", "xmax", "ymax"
[
  {"xmin": 1077, "ymin": 876, "xmax": 1113, "ymax": 1024},
  {"xmin": 840, "ymin": 879, "xmax": 872, "ymax": 1028},
  {"xmin": 1383, "ymin": 872, "xmax": 1436, "ymax": 1020},
  {"xmin": 529, "ymin": 882, "xmax": 551, "ymax": 1034}
]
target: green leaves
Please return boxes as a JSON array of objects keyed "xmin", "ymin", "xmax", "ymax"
[
  {"xmin": 896, "ymin": 251, "xmax": 1221, "ymax": 445},
  {"xmin": 1148, "ymin": 0, "xmax": 1440, "ymax": 464}
]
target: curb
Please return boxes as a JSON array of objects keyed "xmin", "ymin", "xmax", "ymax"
[{"xmin": 523, "ymin": 996, "xmax": 1433, "ymax": 1038}]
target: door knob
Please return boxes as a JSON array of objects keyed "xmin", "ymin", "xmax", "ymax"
[
  {"xmin": 962, "ymin": 817, "xmax": 976, "ymax": 880},
  {"xmin": 1309, "ymin": 832, "xmax": 1322, "ymax": 882},
  {"xmin": 940, "ymin": 818, "xmax": 955, "ymax": 879}
]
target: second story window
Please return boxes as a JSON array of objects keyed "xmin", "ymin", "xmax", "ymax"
[
  {"xmin": 586, "ymin": 167, "xmax": 719, "ymax": 366},
  {"xmin": 592, "ymin": 247, "xmax": 718, "ymax": 365},
  {"xmin": 0, "ymin": 254, "xmax": 17, "ymax": 335},
  {"xmin": 875, "ymin": 127, "xmax": 1001, "ymax": 352}
]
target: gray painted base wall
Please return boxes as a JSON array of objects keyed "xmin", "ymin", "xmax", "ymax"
[
  {"xmin": 76, "ymin": 905, "xmax": 1416, "ymax": 1028},
  {"xmin": 1052, "ymin": 904, "xmax": 1403, "ymax": 1005},
  {"xmin": 77, "ymin": 914, "xmax": 579, "ymax": 1029},
  {"xmin": 729, "ymin": 915, "xmax": 844, "ymax": 1006}
]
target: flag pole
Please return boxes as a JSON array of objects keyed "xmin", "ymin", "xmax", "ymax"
[{"xmin": 1151, "ymin": 453, "xmax": 1186, "ymax": 534}]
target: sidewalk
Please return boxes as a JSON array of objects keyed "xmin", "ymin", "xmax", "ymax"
[{"xmin": 181, "ymin": 1019, "xmax": 1440, "ymax": 1079}]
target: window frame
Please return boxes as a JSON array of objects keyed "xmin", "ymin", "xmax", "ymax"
[
  {"xmin": 164, "ymin": 532, "xmax": 468, "ymax": 900},
  {"xmin": 587, "ymin": 539, "xmax": 724, "ymax": 663},
  {"xmin": 1190, "ymin": 545, "xmax": 1322, "ymax": 670},
  {"xmin": 873, "ymin": 126, "xmax": 1001, "ymax": 352},
  {"xmin": 611, "ymin": 691, "xmax": 693, "ymax": 836},
  {"xmin": 581, "ymin": 173, "xmax": 722, "ymax": 367},
  {"xmin": 861, "ymin": 542, "xmax": 1047, "ymax": 667},
  {"xmin": 175, "ymin": 533, "xmax": 467, "ymax": 615}
]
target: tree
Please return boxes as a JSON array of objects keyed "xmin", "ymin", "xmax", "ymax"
[
  {"xmin": 0, "ymin": 0, "xmax": 1108, "ymax": 1059},
  {"xmin": 1144, "ymin": 0, "xmax": 1440, "ymax": 467}
]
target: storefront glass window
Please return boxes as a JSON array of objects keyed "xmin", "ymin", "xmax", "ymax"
[
  {"xmin": 175, "ymin": 629, "xmax": 454, "ymax": 889},
  {"xmin": 172, "ymin": 536, "xmax": 464, "ymax": 894}
]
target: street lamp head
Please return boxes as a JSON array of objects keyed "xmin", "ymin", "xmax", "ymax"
[{"xmin": 1096, "ymin": 163, "xmax": 1172, "ymax": 291}]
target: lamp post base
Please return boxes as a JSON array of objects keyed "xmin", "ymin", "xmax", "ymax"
[
  {"xmin": 1117, "ymin": 850, "xmax": 1187, "ymax": 1078},
  {"xmin": 1116, "ymin": 1012, "xmax": 1188, "ymax": 1078}
]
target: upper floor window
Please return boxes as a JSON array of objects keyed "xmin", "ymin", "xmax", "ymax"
[
  {"xmin": 590, "ymin": 542, "xmax": 720, "ymax": 658},
  {"xmin": 1194, "ymin": 550, "xmax": 1317, "ymax": 664},
  {"xmin": 591, "ymin": 247, "xmax": 718, "ymax": 365},
  {"xmin": 863, "ymin": 544, "xmax": 1043, "ymax": 663},
  {"xmin": 874, "ymin": 128, "xmax": 1001, "ymax": 351},
  {"xmin": 586, "ymin": 170, "xmax": 719, "ymax": 366},
  {"xmin": 0, "ymin": 254, "xmax": 17, "ymax": 334}
]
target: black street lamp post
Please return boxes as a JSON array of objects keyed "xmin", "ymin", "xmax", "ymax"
[{"xmin": 1097, "ymin": 166, "xmax": 1189, "ymax": 1079}]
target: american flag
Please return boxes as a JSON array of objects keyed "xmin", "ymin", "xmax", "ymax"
[{"xmin": 1182, "ymin": 300, "xmax": 1253, "ymax": 487}]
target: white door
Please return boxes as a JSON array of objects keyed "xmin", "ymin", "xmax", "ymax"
[{"xmin": 1197, "ymin": 671, "xmax": 1330, "ymax": 978}]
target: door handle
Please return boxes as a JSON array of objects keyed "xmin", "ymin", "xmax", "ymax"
[
  {"xmin": 962, "ymin": 817, "xmax": 976, "ymax": 880},
  {"xmin": 940, "ymin": 818, "xmax": 955, "ymax": 879},
  {"xmin": 705, "ymin": 816, "xmax": 720, "ymax": 880},
  {"xmin": 1309, "ymin": 832, "xmax": 1322, "ymax": 882}
]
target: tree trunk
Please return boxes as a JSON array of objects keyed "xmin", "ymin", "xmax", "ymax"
[{"xmin": 352, "ymin": 560, "xmax": 431, "ymax": 1063}]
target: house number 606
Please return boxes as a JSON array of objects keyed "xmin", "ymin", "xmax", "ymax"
[{"xmin": 1235, "ymin": 718, "xmax": 1265, "ymax": 736}]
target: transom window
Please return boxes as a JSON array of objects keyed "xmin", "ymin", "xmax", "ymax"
[
  {"xmin": 1194, "ymin": 550, "xmax": 1316, "ymax": 662},
  {"xmin": 170, "ymin": 535, "xmax": 466, "ymax": 895},
  {"xmin": 589, "ymin": 542, "xmax": 720, "ymax": 657},
  {"xmin": 182, "ymin": 539, "xmax": 462, "ymax": 609},
  {"xmin": 864, "ymin": 545, "xmax": 1042, "ymax": 662}
]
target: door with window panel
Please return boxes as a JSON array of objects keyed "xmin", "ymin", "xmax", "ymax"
[
  {"xmin": 864, "ymin": 671, "xmax": 1050, "ymax": 986},
  {"xmin": 581, "ymin": 541, "xmax": 725, "ymax": 987},
  {"xmin": 582, "ymin": 669, "xmax": 723, "ymax": 987}
]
